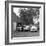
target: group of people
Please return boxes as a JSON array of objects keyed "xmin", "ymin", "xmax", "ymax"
[{"xmin": 16, "ymin": 23, "xmax": 39, "ymax": 32}]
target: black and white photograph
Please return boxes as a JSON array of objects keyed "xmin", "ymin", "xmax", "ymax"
[
  {"xmin": 5, "ymin": 1, "xmax": 45, "ymax": 44},
  {"xmin": 12, "ymin": 6, "xmax": 40, "ymax": 38}
]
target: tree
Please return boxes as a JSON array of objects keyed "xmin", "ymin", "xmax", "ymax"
[{"xmin": 19, "ymin": 8, "xmax": 39, "ymax": 25}]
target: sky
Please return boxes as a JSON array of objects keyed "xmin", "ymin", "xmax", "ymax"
[{"xmin": 13, "ymin": 8, "xmax": 20, "ymax": 17}]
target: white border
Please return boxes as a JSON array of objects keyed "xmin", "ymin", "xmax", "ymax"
[{"xmin": 9, "ymin": 3, "xmax": 44, "ymax": 43}]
